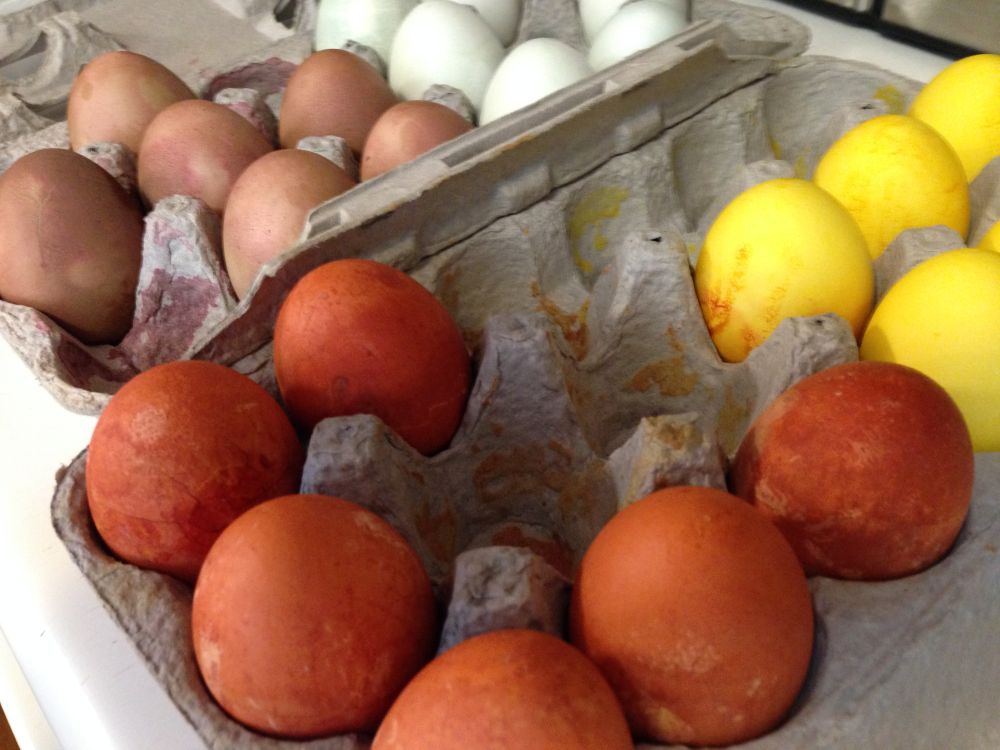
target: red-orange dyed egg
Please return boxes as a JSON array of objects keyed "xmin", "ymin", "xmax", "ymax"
[
  {"xmin": 85, "ymin": 360, "xmax": 303, "ymax": 582},
  {"xmin": 372, "ymin": 629, "xmax": 633, "ymax": 750},
  {"xmin": 278, "ymin": 49, "xmax": 398, "ymax": 153},
  {"xmin": 730, "ymin": 360, "xmax": 974, "ymax": 579},
  {"xmin": 137, "ymin": 99, "xmax": 273, "ymax": 213},
  {"xmin": 192, "ymin": 493, "xmax": 436, "ymax": 738},
  {"xmin": 273, "ymin": 258, "xmax": 470, "ymax": 455},
  {"xmin": 360, "ymin": 100, "xmax": 473, "ymax": 181},
  {"xmin": 570, "ymin": 486, "xmax": 814, "ymax": 746}
]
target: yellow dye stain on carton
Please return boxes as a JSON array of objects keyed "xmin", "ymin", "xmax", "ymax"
[
  {"xmin": 568, "ymin": 186, "xmax": 630, "ymax": 275},
  {"xmin": 873, "ymin": 84, "xmax": 906, "ymax": 114}
]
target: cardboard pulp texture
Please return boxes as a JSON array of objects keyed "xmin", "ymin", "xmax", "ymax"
[
  {"xmin": 0, "ymin": 0, "xmax": 808, "ymax": 413},
  {"xmin": 51, "ymin": 45, "xmax": 1000, "ymax": 748}
]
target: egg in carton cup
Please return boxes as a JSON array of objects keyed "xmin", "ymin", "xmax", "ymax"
[
  {"xmin": 46, "ymin": 20, "xmax": 1000, "ymax": 744},
  {"xmin": 0, "ymin": 0, "xmax": 806, "ymax": 414}
]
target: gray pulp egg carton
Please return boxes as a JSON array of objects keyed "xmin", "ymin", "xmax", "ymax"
[
  {"xmin": 49, "ymin": 32, "xmax": 1000, "ymax": 750},
  {"xmin": 0, "ymin": 0, "xmax": 807, "ymax": 413}
]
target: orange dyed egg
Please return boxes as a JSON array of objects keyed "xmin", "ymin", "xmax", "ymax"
[
  {"xmin": 193, "ymin": 494, "xmax": 436, "ymax": 738},
  {"xmin": 570, "ymin": 486, "xmax": 814, "ymax": 746},
  {"xmin": 86, "ymin": 360, "xmax": 303, "ymax": 582},
  {"xmin": 372, "ymin": 629, "xmax": 633, "ymax": 750},
  {"xmin": 273, "ymin": 258, "xmax": 470, "ymax": 455}
]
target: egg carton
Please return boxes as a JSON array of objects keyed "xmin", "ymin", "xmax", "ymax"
[
  {"xmin": 50, "ymin": 47, "xmax": 1000, "ymax": 748},
  {"xmin": 0, "ymin": 0, "xmax": 807, "ymax": 414}
]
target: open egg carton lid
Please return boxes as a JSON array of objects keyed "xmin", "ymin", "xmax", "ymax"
[
  {"xmin": 49, "ymin": 29, "xmax": 1000, "ymax": 749},
  {"xmin": 0, "ymin": 0, "xmax": 809, "ymax": 414}
]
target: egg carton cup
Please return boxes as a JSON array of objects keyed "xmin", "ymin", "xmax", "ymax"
[{"xmin": 0, "ymin": 0, "xmax": 808, "ymax": 414}]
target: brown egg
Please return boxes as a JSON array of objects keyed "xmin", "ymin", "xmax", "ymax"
[
  {"xmin": 192, "ymin": 493, "xmax": 436, "ymax": 738},
  {"xmin": 222, "ymin": 149, "xmax": 356, "ymax": 299},
  {"xmin": 278, "ymin": 49, "xmax": 398, "ymax": 153},
  {"xmin": 86, "ymin": 360, "xmax": 304, "ymax": 583},
  {"xmin": 0, "ymin": 148, "xmax": 144, "ymax": 344},
  {"xmin": 137, "ymin": 99, "xmax": 273, "ymax": 213},
  {"xmin": 67, "ymin": 50, "xmax": 195, "ymax": 155},
  {"xmin": 361, "ymin": 100, "xmax": 474, "ymax": 181}
]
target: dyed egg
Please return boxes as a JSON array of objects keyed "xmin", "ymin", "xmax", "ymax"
[
  {"xmin": 273, "ymin": 259, "xmax": 470, "ymax": 455},
  {"xmin": 86, "ymin": 360, "xmax": 304, "ymax": 582},
  {"xmin": 860, "ymin": 247, "xmax": 1000, "ymax": 451},
  {"xmin": 694, "ymin": 177, "xmax": 874, "ymax": 362},
  {"xmin": 732, "ymin": 361, "xmax": 973, "ymax": 579},
  {"xmin": 193, "ymin": 494, "xmax": 436, "ymax": 737},
  {"xmin": 910, "ymin": 54, "xmax": 1000, "ymax": 181},
  {"xmin": 571, "ymin": 486, "xmax": 814, "ymax": 746},
  {"xmin": 813, "ymin": 114, "xmax": 969, "ymax": 258},
  {"xmin": 372, "ymin": 629, "xmax": 633, "ymax": 750}
]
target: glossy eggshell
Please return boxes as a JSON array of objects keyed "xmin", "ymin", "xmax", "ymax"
[
  {"xmin": 730, "ymin": 361, "xmax": 974, "ymax": 580},
  {"xmin": 372, "ymin": 629, "xmax": 633, "ymax": 750},
  {"xmin": 570, "ymin": 486, "xmax": 814, "ymax": 746},
  {"xmin": 137, "ymin": 99, "xmax": 273, "ymax": 213},
  {"xmin": 192, "ymin": 493, "xmax": 437, "ymax": 738},
  {"xmin": 85, "ymin": 360, "xmax": 304, "ymax": 582},
  {"xmin": 67, "ymin": 50, "xmax": 195, "ymax": 154},
  {"xmin": 0, "ymin": 148, "xmax": 144, "ymax": 344},
  {"xmin": 273, "ymin": 258, "xmax": 470, "ymax": 455},
  {"xmin": 278, "ymin": 49, "xmax": 398, "ymax": 153},
  {"xmin": 222, "ymin": 149, "xmax": 356, "ymax": 299},
  {"xmin": 360, "ymin": 100, "xmax": 473, "ymax": 181}
]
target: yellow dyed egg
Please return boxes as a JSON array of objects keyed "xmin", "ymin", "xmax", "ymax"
[
  {"xmin": 860, "ymin": 248, "xmax": 1000, "ymax": 451},
  {"xmin": 813, "ymin": 114, "xmax": 969, "ymax": 259},
  {"xmin": 979, "ymin": 219, "xmax": 1000, "ymax": 253},
  {"xmin": 694, "ymin": 178, "xmax": 874, "ymax": 363},
  {"xmin": 909, "ymin": 54, "xmax": 1000, "ymax": 182}
]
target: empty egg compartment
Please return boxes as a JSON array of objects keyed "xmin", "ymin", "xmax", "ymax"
[
  {"xmin": 0, "ymin": 0, "xmax": 807, "ymax": 414},
  {"xmin": 51, "ymin": 46, "xmax": 1000, "ymax": 748}
]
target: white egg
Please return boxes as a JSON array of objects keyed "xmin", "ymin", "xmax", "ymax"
[
  {"xmin": 453, "ymin": 0, "xmax": 521, "ymax": 46},
  {"xmin": 389, "ymin": 0, "xmax": 506, "ymax": 114},
  {"xmin": 314, "ymin": 0, "xmax": 419, "ymax": 64},
  {"xmin": 579, "ymin": 0, "xmax": 689, "ymax": 42},
  {"xmin": 587, "ymin": 0, "xmax": 689, "ymax": 71},
  {"xmin": 479, "ymin": 37, "xmax": 592, "ymax": 125},
  {"xmin": 578, "ymin": 0, "xmax": 628, "ymax": 42}
]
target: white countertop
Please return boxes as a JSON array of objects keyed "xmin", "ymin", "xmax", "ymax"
[{"xmin": 0, "ymin": 4, "xmax": 957, "ymax": 750}]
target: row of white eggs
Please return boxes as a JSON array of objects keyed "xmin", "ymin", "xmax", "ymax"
[{"xmin": 315, "ymin": 0, "xmax": 691, "ymax": 124}]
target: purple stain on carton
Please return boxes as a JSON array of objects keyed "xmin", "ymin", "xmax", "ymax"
[{"xmin": 118, "ymin": 195, "xmax": 236, "ymax": 372}]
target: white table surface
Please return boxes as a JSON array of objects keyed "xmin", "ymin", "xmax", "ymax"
[{"xmin": 0, "ymin": 3, "xmax": 958, "ymax": 749}]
